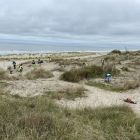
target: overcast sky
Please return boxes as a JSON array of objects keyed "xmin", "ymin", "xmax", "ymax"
[{"xmin": 0, "ymin": 0, "xmax": 140, "ymax": 43}]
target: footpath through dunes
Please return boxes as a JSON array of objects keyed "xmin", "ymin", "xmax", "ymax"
[{"xmin": 57, "ymin": 85, "xmax": 140, "ymax": 116}]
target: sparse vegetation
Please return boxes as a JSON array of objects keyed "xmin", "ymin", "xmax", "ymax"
[
  {"xmin": 0, "ymin": 94, "xmax": 140, "ymax": 140},
  {"xmin": 123, "ymin": 78, "xmax": 140, "ymax": 90},
  {"xmin": 87, "ymin": 80, "xmax": 125, "ymax": 92},
  {"xmin": 0, "ymin": 69, "xmax": 9, "ymax": 80},
  {"xmin": 87, "ymin": 76, "xmax": 140, "ymax": 91},
  {"xmin": 121, "ymin": 66, "xmax": 129, "ymax": 72},
  {"xmin": 45, "ymin": 87, "xmax": 86, "ymax": 100},
  {"xmin": 25, "ymin": 68, "xmax": 53, "ymax": 80}
]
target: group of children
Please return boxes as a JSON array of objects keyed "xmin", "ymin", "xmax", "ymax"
[
  {"xmin": 8, "ymin": 59, "xmax": 44, "ymax": 74},
  {"xmin": 7, "ymin": 61, "xmax": 23, "ymax": 74}
]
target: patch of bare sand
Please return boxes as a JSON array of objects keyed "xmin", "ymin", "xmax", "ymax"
[
  {"xmin": 6, "ymin": 75, "xmax": 80, "ymax": 97},
  {"xmin": 57, "ymin": 85, "xmax": 140, "ymax": 115}
]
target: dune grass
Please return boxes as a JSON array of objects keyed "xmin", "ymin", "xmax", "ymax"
[
  {"xmin": 61, "ymin": 65, "xmax": 119, "ymax": 82},
  {"xmin": 61, "ymin": 65, "xmax": 104, "ymax": 82},
  {"xmin": 0, "ymin": 94, "xmax": 140, "ymax": 140},
  {"xmin": 87, "ymin": 81, "xmax": 126, "ymax": 92},
  {"xmin": 0, "ymin": 69, "xmax": 9, "ymax": 80},
  {"xmin": 25, "ymin": 68, "xmax": 53, "ymax": 80},
  {"xmin": 45, "ymin": 87, "xmax": 86, "ymax": 100}
]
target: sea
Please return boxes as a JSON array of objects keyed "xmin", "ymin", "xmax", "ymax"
[{"xmin": 0, "ymin": 42, "xmax": 139, "ymax": 55}]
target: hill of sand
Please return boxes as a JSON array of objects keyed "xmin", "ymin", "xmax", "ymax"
[{"xmin": 0, "ymin": 51, "xmax": 140, "ymax": 115}]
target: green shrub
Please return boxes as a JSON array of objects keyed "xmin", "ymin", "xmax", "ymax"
[
  {"xmin": 110, "ymin": 50, "xmax": 121, "ymax": 54},
  {"xmin": 61, "ymin": 65, "xmax": 118, "ymax": 82}
]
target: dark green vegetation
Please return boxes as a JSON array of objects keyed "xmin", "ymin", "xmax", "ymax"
[
  {"xmin": 45, "ymin": 87, "xmax": 86, "ymax": 100},
  {"xmin": 0, "ymin": 93, "xmax": 140, "ymax": 140},
  {"xmin": 109, "ymin": 49, "xmax": 122, "ymax": 55},
  {"xmin": 61, "ymin": 65, "xmax": 119, "ymax": 82},
  {"xmin": 25, "ymin": 68, "xmax": 53, "ymax": 80}
]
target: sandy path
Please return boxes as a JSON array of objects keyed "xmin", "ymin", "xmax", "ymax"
[{"xmin": 57, "ymin": 85, "xmax": 140, "ymax": 115}]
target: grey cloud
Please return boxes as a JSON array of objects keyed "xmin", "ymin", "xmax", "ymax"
[{"xmin": 0, "ymin": 0, "xmax": 140, "ymax": 38}]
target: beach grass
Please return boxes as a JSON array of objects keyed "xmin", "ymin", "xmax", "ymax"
[
  {"xmin": 61, "ymin": 65, "xmax": 119, "ymax": 82},
  {"xmin": 87, "ymin": 80, "xmax": 126, "ymax": 92},
  {"xmin": 45, "ymin": 86, "xmax": 86, "ymax": 100},
  {"xmin": 0, "ymin": 94, "xmax": 140, "ymax": 140},
  {"xmin": 25, "ymin": 68, "xmax": 53, "ymax": 80}
]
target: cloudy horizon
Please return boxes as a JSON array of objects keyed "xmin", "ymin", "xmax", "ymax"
[{"xmin": 0, "ymin": 0, "xmax": 140, "ymax": 45}]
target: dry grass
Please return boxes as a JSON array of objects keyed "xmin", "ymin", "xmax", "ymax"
[
  {"xmin": 61, "ymin": 65, "xmax": 104, "ymax": 82},
  {"xmin": 0, "ymin": 69, "xmax": 9, "ymax": 80},
  {"xmin": 45, "ymin": 87, "xmax": 86, "ymax": 100},
  {"xmin": 61, "ymin": 65, "xmax": 119, "ymax": 82},
  {"xmin": 25, "ymin": 68, "xmax": 53, "ymax": 80},
  {"xmin": 87, "ymin": 75, "xmax": 140, "ymax": 92},
  {"xmin": 123, "ymin": 78, "xmax": 140, "ymax": 90},
  {"xmin": 0, "ymin": 94, "xmax": 140, "ymax": 140}
]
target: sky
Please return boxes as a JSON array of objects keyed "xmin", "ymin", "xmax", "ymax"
[{"xmin": 0, "ymin": 0, "xmax": 140, "ymax": 44}]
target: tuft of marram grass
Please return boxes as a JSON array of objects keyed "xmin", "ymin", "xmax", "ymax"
[
  {"xmin": 25, "ymin": 68, "xmax": 53, "ymax": 80},
  {"xmin": 0, "ymin": 94, "xmax": 140, "ymax": 140}
]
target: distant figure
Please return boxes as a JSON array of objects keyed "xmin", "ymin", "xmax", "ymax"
[
  {"xmin": 48, "ymin": 57, "xmax": 51, "ymax": 62},
  {"xmin": 104, "ymin": 73, "xmax": 112, "ymax": 83},
  {"xmin": 18, "ymin": 64, "xmax": 23, "ymax": 73},
  {"xmin": 123, "ymin": 98, "xmax": 137, "ymax": 104},
  {"xmin": 7, "ymin": 66, "xmax": 13, "ymax": 74},
  {"xmin": 101, "ymin": 59, "xmax": 105, "ymax": 67},
  {"xmin": 32, "ymin": 60, "xmax": 36, "ymax": 69},
  {"xmin": 12, "ymin": 61, "xmax": 16, "ymax": 69},
  {"xmin": 38, "ymin": 59, "xmax": 43, "ymax": 64}
]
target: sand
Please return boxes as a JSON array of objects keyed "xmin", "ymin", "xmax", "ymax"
[{"xmin": 0, "ymin": 52, "xmax": 140, "ymax": 115}]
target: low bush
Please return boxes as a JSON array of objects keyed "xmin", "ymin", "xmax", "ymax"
[
  {"xmin": 25, "ymin": 68, "xmax": 53, "ymax": 80},
  {"xmin": 110, "ymin": 49, "xmax": 121, "ymax": 55},
  {"xmin": 61, "ymin": 65, "xmax": 119, "ymax": 82},
  {"xmin": 61, "ymin": 65, "xmax": 103, "ymax": 82}
]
